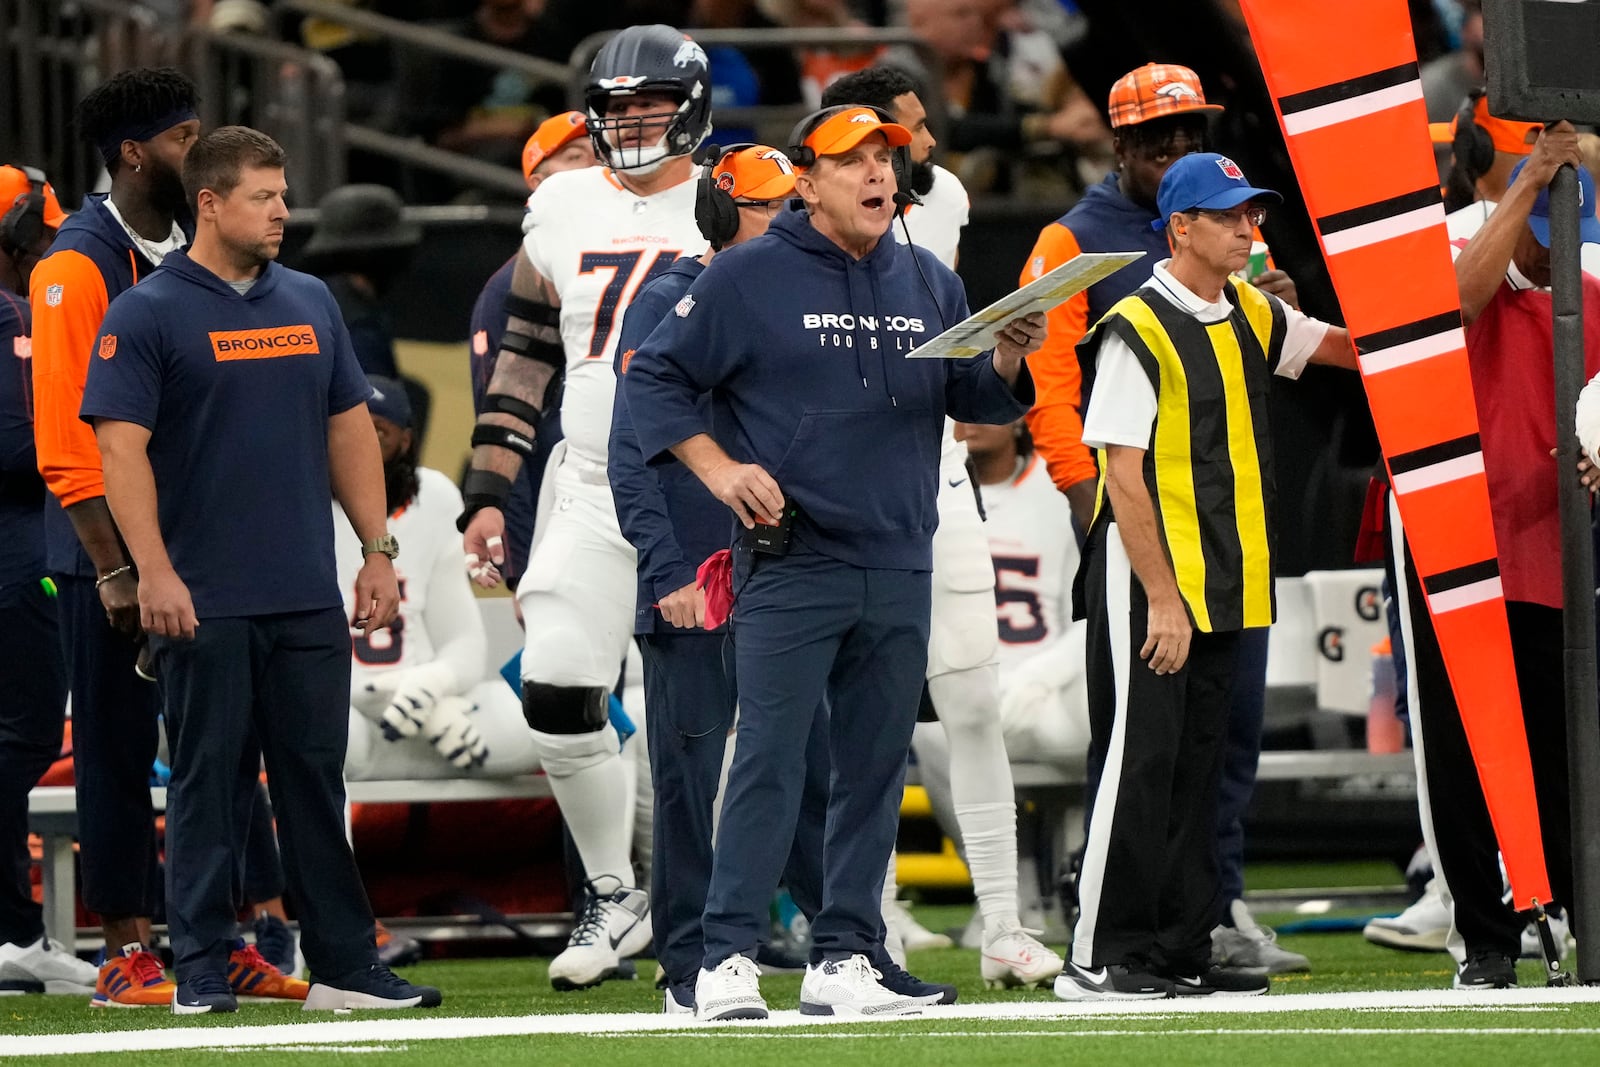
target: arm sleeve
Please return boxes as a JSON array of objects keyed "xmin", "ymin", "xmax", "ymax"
[
  {"xmin": 324, "ymin": 286, "xmax": 374, "ymax": 415},
  {"xmin": 1020, "ymin": 223, "xmax": 1099, "ymax": 493},
  {"xmin": 30, "ymin": 250, "xmax": 112, "ymax": 504},
  {"xmin": 78, "ymin": 296, "xmax": 165, "ymax": 430},
  {"xmin": 625, "ymin": 264, "xmax": 747, "ymax": 464},
  {"xmin": 0, "ymin": 295, "xmax": 35, "ymax": 474},
  {"xmin": 418, "ymin": 483, "xmax": 489, "ymax": 692},
  {"xmin": 1079, "ymin": 335, "xmax": 1157, "ymax": 450},
  {"xmin": 609, "ymin": 282, "xmax": 699, "ymax": 601}
]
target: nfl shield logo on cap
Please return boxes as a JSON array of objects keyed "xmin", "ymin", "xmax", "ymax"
[{"xmin": 1217, "ymin": 157, "xmax": 1245, "ymax": 180}]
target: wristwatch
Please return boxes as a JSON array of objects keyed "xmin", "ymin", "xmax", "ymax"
[{"xmin": 361, "ymin": 534, "xmax": 399, "ymax": 560}]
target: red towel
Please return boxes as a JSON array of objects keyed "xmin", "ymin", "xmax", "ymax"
[{"xmin": 697, "ymin": 549, "xmax": 734, "ymax": 630}]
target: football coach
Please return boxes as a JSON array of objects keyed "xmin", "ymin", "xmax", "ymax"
[
  {"xmin": 625, "ymin": 104, "xmax": 1044, "ymax": 1018},
  {"xmin": 81, "ymin": 126, "xmax": 440, "ymax": 1014}
]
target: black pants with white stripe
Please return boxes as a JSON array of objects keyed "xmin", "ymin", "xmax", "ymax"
[
  {"xmin": 1389, "ymin": 512, "xmax": 1573, "ymax": 958},
  {"xmin": 1073, "ymin": 522, "xmax": 1241, "ymax": 974}
]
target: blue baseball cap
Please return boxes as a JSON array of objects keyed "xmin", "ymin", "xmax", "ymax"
[
  {"xmin": 1508, "ymin": 158, "xmax": 1600, "ymax": 247},
  {"xmin": 1154, "ymin": 153, "xmax": 1283, "ymax": 231},
  {"xmin": 367, "ymin": 375, "xmax": 413, "ymax": 429}
]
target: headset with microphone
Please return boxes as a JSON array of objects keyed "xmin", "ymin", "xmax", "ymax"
[
  {"xmin": 1451, "ymin": 88, "xmax": 1496, "ymax": 185},
  {"xmin": 0, "ymin": 165, "xmax": 48, "ymax": 259},
  {"xmin": 785, "ymin": 105, "xmax": 922, "ymax": 218},
  {"xmin": 693, "ymin": 141, "xmax": 758, "ymax": 251}
]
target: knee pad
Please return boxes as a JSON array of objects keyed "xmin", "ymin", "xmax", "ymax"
[{"xmin": 522, "ymin": 682, "xmax": 609, "ymax": 734}]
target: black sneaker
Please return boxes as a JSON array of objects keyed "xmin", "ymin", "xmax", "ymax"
[
  {"xmin": 172, "ymin": 972, "xmax": 238, "ymax": 1015},
  {"xmin": 1454, "ymin": 951, "xmax": 1517, "ymax": 990},
  {"xmin": 871, "ymin": 955, "xmax": 958, "ymax": 1005},
  {"xmin": 1053, "ymin": 959, "xmax": 1173, "ymax": 1001},
  {"xmin": 755, "ymin": 942, "xmax": 809, "ymax": 974},
  {"xmin": 1165, "ymin": 964, "xmax": 1270, "ymax": 997},
  {"xmin": 253, "ymin": 913, "xmax": 298, "ymax": 977},
  {"xmin": 304, "ymin": 962, "xmax": 443, "ymax": 1011}
]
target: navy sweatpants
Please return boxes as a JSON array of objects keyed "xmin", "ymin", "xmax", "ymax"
[
  {"xmin": 153, "ymin": 608, "xmax": 375, "ymax": 981},
  {"xmin": 702, "ymin": 548, "xmax": 930, "ymax": 968},
  {"xmin": 0, "ymin": 579, "xmax": 67, "ymax": 946},
  {"xmin": 642, "ymin": 630, "xmax": 830, "ymax": 991},
  {"xmin": 54, "ymin": 575, "xmax": 162, "ymax": 922}
]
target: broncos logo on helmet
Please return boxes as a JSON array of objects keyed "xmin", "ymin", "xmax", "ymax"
[{"xmin": 585, "ymin": 25, "xmax": 713, "ymax": 175}]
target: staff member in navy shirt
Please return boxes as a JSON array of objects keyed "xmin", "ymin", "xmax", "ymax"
[
  {"xmin": 81, "ymin": 127, "xmax": 442, "ymax": 1016},
  {"xmin": 611, "ymin": 144, "xmax": 834, "ymax": 1015},
  {"xmin": 626, "ymin": 105, "xmax": 1043, "ymax": 1020},
  {"xmin": 0, "ymin": 165, "xmax": 100, "ymax": 993}
]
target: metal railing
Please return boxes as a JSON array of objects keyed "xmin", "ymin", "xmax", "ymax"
[{"xmin": 0, "ymin": 0, "xmax": 347, "ymax": 205}]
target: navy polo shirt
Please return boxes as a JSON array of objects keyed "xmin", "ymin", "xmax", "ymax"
[{"xmin": 80, "ymin": 251, "xmax": 372, "ymax": 618}]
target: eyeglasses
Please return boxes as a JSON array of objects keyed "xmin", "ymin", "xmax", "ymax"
[{"xmin": 1192, "ymin": 205, "xmax": 1268, "ymax": 228}]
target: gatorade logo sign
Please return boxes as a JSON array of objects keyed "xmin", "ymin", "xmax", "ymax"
[{"xmin": 210, "ymin": 325, "xmax": 320, "ymax": 362}]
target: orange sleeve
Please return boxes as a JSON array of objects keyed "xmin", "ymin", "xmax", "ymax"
[
  {"xmin": 1019, "ymin": 223, "xmax": 1098, "ymax": 493},
  {"xmin": 30, "ymin": 250, "xmax": 111, "ymax": 507}
]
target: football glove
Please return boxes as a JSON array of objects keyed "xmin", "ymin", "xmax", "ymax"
[
  {"xmin": 425, "ymin": 696, "xmax": 490, "ymax": 770},
  {"xmin": 376, "ymin": 662, "xmax": 457, "ymax": 742}
]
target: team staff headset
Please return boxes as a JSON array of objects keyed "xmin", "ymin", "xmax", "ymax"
[
  {"xmin": 782, "ymin": 105, "xmax": 948, "ymax": 332},
  {"xmin": 0, "ymin": 165, "xmax": 49, "ymax": 260}
]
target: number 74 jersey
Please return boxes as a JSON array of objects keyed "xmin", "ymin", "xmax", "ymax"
[{"xmin": 521, "ymin": 165, "xmax": 708, "ymax": 464}]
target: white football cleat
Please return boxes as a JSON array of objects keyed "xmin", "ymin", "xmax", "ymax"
[
  {"xmin": 884, "ymin": 899, "xmax": 953, "ymax": 953},
  {"xmin": 980, "ymin": 924, "xmax": 1064, "ymax": 989},
  {"xmin": 695, "ymin": 954, "xmax": 767, "ymax": 1020},
  {"xmin": 548, "ymin": 879, "xmax": 652, "ymax": 991},
  {"xmin": 1363, "ymin": 877, "xmax": 1450, "ymax": 953},
  {"xmin": 800, "ymin": 955, "xmax": 925, "ymax": 1018}
]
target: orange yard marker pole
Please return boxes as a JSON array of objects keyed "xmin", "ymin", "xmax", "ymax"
[{"xmin": 1239, "ymin": 0, "xmax": 1553, "ymax": 912}]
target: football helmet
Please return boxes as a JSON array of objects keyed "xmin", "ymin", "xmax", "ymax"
[{"xmin": 585, "ymin": 24, "xmax": 713, "ymax": 175}]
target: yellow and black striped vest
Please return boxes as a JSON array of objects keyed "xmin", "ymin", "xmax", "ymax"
[{"xmin": 1080, "ymin": 277, "xmax": 1287, "ymax": 632}]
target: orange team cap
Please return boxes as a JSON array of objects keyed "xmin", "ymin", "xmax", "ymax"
[
  {"xmin": 521, "ymin": 112, "xmax": 589, "ymax": 187},
  {"xmin": 712, "ymin": 145, "xmax": 798, "ymax": 202},
  {"xmin": 1427, "ymin": 95, "xmax": 1540, "ymax": 156},
  {"xmin": 1107, "ymin": 63, "xmax": 1224, "ymax": 129},
  {"xmin": 0, "ymin": 166, "xmax": 67, "ymax": 229},
  {"xmin": 803, "ymin": 106, "xmax": 913, "ymax": 161}
]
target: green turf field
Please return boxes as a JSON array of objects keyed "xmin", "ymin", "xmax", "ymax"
[{"xmin": 6, "ymin": 893, "xmax": 1599, "ymax": 1065}]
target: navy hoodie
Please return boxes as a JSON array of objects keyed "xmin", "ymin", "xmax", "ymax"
[
  {"xmin": 80, "ymin": 252, "xmax": 371, "ymax": 618},
  {"xmin": 626, "ymin": 208, "xmax": 1034, "ymax": 572},
  {"xmin": 1057, "ymin": 173, "xmax": 1172, "ymax": 330},
  {"xmin": 609, "ymin": 256, "xmax": 732, "ymax": 635}
]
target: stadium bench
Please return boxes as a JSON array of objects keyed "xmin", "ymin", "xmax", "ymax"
[{"xmin": 25, "ymin": 775, "xmax": 553, "ymax": 946}]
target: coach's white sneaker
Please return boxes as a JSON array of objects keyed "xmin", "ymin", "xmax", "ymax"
[
  {"xmin": 1363, "ymin": 877, "xmax": 1450, "ymax": 953},
  {"xmin": 549, "ymin": 878, "xmax": 652, "ymax": 991},
  {"xmin": 980, "ymin": 923, "xmax": 1064, "ymax": 989},
  {"xmin": 695, "ymin": 954, "xmax": 767, "ymax": 1020},
  {"xmin": 663, "ymin": 984, "xmax": 695, "ymax": 1015},
  {"xmin": 799, "ymin": 955, "xmax": 925, "ymax": 1018},
  {"xmin": 0, "ymin": 936, "xmax": 98, "ymax": 994}
]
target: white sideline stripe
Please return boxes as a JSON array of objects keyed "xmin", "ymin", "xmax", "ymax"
[
  {"xmin": 10, "ymin": 989, "xmax": 1600, "ymax": 1057},
  {"xmin": 1322, "ymin": 203, "xmax": 1445, "ymax": 255},
  {"xmin": 1427, "ymin": 576, "xmax": 1503, "ymax": 614},
  {"xmin": 1357, "ymin": 327, "xmax": 1464, "ymax": 374},
  {"xmin": 1282, "ymin": 80, "xmax": 1423, "ymax": 135},
  {"xmin": 1390, "ymin": 453, "xmax": 1484, "ymax": 494}
]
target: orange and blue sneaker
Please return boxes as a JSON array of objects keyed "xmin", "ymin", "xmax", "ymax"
[
  {"xmin": 91, "ymin": 942, "xmax": 175, "ymax": 1008},
  {"xmin": 228, "ymin": 938, "xmax": 309, "ymax": 1002}
]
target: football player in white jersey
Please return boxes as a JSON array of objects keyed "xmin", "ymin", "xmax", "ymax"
[
  {"xmin": 456, "ymin": 24, "xmax": 712, "ymax": 991},
  {"xmin": 823, "ymin": 67, "xmax": 1064, "ymax": 989},
  {"xmin": 340, "ymin": 380, "xmax": 541, "ymax": 780},
  {"xmin": 955, "ymin": 419, "xmax": 1089, "ymax": 764}
]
